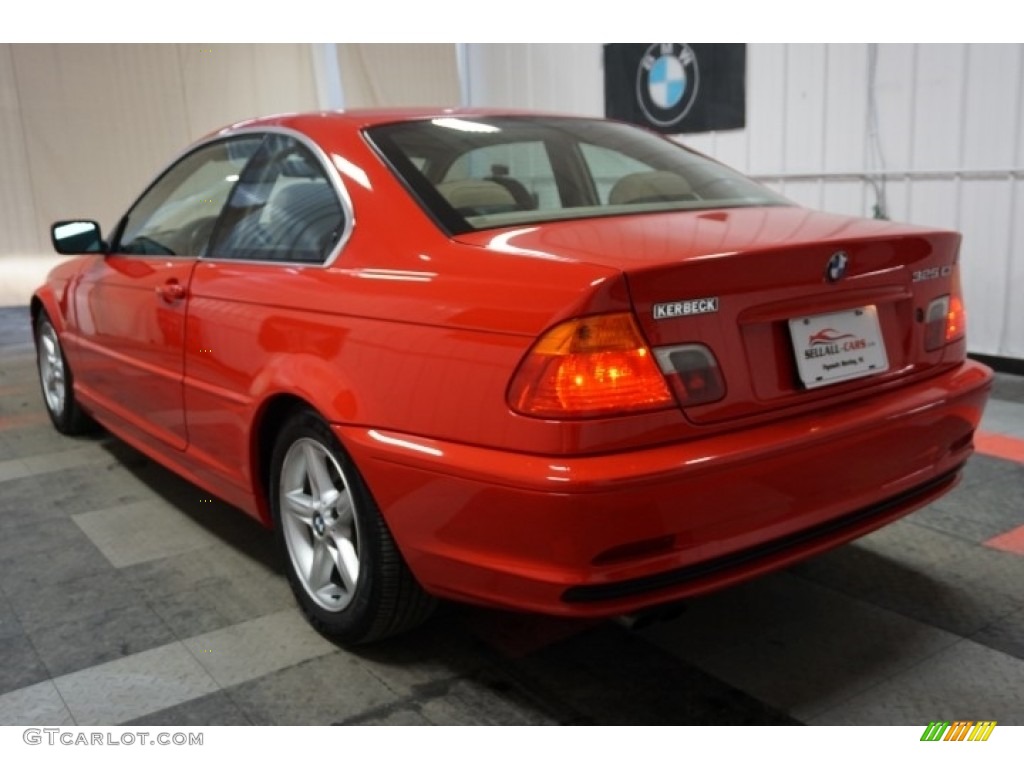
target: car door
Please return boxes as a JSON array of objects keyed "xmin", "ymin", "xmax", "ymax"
[
  {"xmin": 182, "ymin": 132, "xmax": 347, "ymax": 495},
  {"xmin": 72, "ymin": 136, "xmax": 262, "ymax": 451}
]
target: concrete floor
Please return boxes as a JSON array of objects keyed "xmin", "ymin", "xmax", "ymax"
[{"xmin": 0, "ymin": 305, "xmax": 1022, "ymax": 726}]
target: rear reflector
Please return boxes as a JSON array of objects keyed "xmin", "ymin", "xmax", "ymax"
[
  {"xmin": 653, "ymin": 344, "xmax": 726, "ymax": 407},
  {"xmin": 508, "ymin": 313, "xmax": 674, "ymax": 418},
  {"xmin": 924, "ymin": 296, "xmax": 950, "ymax": 351}
]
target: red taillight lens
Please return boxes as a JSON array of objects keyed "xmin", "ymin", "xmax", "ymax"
[
  {"xmin": 945, "ymin": 294, "xmax": 965, "ymax": 343},
  {"xmin": 509, "ymin": 313, "xmax": 674, "ymax": 418},
  {"xmin": 654, "ymin": 344, "xmax": 726, "ymax": 407},
  {"xmin": 924, "ymin": 267, "xmax": 966, "ymax": 351}
]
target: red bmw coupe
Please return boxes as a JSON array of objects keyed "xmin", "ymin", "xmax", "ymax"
[{"xmin": 33, "ymin": 110, "xmax": 992, "ymax": 642}]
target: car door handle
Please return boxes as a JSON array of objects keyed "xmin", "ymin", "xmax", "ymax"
[{"xmin": 156, "ymin": 280, "xmax": 187, "ymax": 303}]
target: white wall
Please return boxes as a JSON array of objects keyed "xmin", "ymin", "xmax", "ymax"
[{"xmin": 465, "ymin": 43, "xmax": 1024, "ymax": 360}]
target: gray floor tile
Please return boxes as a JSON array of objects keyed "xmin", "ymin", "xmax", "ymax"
[
  {"xmin": 511, "ymin": 624, "xmax": 799, "ymax": 725},
  {"xmin": 352, "ymin": 706, "xmax": 431, "ymax": 725},
  {"xmin": 0, "ymin": 681, "xmax": 75, "ymax": 726},
  {"xmin": 0, "ymin": 633, "xmax": 51, "ymax": 696},
  {"xmin": 989, "ymin": 374, "xmax": 1024, "ymax": 404},
  {"xmin": 54, "ymin": 642, "xmax": 220, "ymax": 726},
  {"xmin": 0, "ymin": 535, "xmax": 115, "ymax": 593},
  {"xmin": 182, "ymin": 609, "xmax": 336, "ymax": 689},
  {"xmin": 647, "ymin": 584, "xmax": 961, "ymax": 721},
  {"xmin": 0, "ymin": 429, "xmax": 85, "ymax": 463},
  {"xmin": 0, "ymin": 590, "xmax": 22, "ymax": 640},
  {"xmin": 971, "ymin": 606, "xmax": 1024, "ymax": 661},
  {"xmin": 0, "ymin": 517, "xmax": 96, "ymax": 563},
  {"xmin": 146, "ymin": 587, "xmax": 243, "ymax": 639},
  {"xmin": 146, "ymin": 574, "xmax": 294, "ymax": 640},
  {"xmin": 916, "ymin": 492, "xmax": 1024, "ymax": 546},
  {"xmin": 124, "ymin": 544, "xmax": 294, "ymax": 639},
  {"xmin": 28, "ymin": 602, "xmax": 177, "ymax": 678},
  {"xmin": 20, "ymin": 445, "xmax": 106, "ymax": 475},
  {"xmin": 417, "ymin": 676, "xmax": 559, "ymax": 725},
  {"xmin": 637, "ymin": 571, "xmax": 841, "ymax": 663},
  {"xmin": 123, "ymin": 542, "xmax": 283, "ymax": 597},
  {"xmin": 911, "ymin": 456, "xmax": 1024, "ymax": 543},
  {"xmin": 0, "ymin": 463, "xmax": 149, "ymax": 526},
  {"xmin": 811, "ymin": 639, "xmax": 1024, "ymax": 724},
  {"xmin": 981, "ymin": 397, "xmax": 1024, "ymax": 432},
  {"xmin": 228, "ymin": 653, "xmax": 398, "ymax": 725},
  {"xmin": 791, "ymin": 522, "xmax": 1024, "ymax": 637},
  {"xmin": 73, "ymin": 499, "xmax": 221, "ymax": 568},
  {"xmin": 351, "ymin": 613, "xmax": 496, "ymax": 697},
  {"xmin": 123, "ymin": 690, "xmax": 252, "ymax": 726},
  {"xmin": 0, "ymin": 457, "xmax": 30, "ymax": 483},
  {"xmin": 7, "ymin": 570, "xmax": 144, "ymax": 633}
]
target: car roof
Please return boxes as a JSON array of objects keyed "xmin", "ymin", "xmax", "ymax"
[{"xmin": 213, "ymin": 108, "xmax": 578, "ymax": 137}]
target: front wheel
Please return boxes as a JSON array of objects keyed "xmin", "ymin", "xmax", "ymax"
[
  {"xmin": 269, "ymin": 408, "xmax": 435, "ymax": 643},
  {"xmin": 35, "ymin": 312, "xmax": 94, "ymax": 435}
]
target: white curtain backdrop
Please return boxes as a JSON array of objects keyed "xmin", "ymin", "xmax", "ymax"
[
  {"xmin": 335, "ymin": 44, "xmax": 459, "ymax": 108},
  {"xmin": 0, "ymin": 43, "xmax": 319, "ymax": 260}
]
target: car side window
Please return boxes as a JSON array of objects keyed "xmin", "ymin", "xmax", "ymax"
[
  {"xmin": 117, "ymin": 138, "xmax": 262, "ymax": 257},
  {"xmin": 209, "ymin": 134, "xmax": 345, "ymax": 265}
]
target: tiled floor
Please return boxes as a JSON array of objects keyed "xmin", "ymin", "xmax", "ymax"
[{"xmin": 0, "ymin": 305, "xmax": 1022, "ymax": 725}]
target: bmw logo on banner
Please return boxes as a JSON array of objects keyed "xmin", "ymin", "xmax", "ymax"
[{"xmin": 605, "ymin": 43, "xmax": 746, "ymax": 134}]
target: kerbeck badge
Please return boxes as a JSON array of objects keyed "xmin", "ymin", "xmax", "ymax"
[
  {"xmin": 636, "ymin": 43, "xmax": 700, "ymax": 129},
  {"xmin": 653, "ymin": 296, "xmax": 719, "ymax": 320}
]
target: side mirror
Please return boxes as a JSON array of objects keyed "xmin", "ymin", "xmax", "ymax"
[{"xmin": 51, "ymin": 220, "xmax": 107, "ymax": 255}]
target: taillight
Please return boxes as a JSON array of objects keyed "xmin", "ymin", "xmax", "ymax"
[
  {"xmin": 946, "ymin": 294, "xmax": 965, "ymax": 343},
  {"xmin": 924, "ymin": 267, "xmax": 966, "ymax": 351},
  {"xmin": 508, "ymin": 313, "xmax": 674, "ymax": 418},
  {"xmin": 653, "ymin": 344, "xmax": 726, "ymax": 407}
]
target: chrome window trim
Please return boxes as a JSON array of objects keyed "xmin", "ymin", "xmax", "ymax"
[{"xmin": 180, "ymin": 126, "xmax": 355, "ymax": 269}]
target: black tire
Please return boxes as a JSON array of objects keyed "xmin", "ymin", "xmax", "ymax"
[
  {"xmin": 269, "ymin": 408, "xmax": 435, "ymax": 643},
  {"xmin": 34, "ymin": 312, "xmax": 94, "ymax": 435}
]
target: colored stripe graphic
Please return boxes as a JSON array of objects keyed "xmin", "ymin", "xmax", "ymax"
[
  {"xmin": 944, "ymin": 721, "xmax": 973, "ymax": 741},
  {"xmin": 921, "ymin": 721, "xmax": 949, "ymax": 741},
  {"xmin": 920, "ymin": 720, "xmax": 996, "ymax": 741},
  {"xmin": 968, "ymin": 721, "xmax": 997, "ymax": 741}
]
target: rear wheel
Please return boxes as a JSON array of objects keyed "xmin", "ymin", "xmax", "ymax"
[
  {"xmin": 269, "ymin": 408, "xmax": 435, "ymax": 643},
  {"xmin": 35, "ymin": 313, "xmax": 93, "ymax": 434}
]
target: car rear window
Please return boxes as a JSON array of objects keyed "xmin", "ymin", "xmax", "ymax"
[{"xmin": 365, "ymin": 116, "xmax": 789, "ymax": 235}]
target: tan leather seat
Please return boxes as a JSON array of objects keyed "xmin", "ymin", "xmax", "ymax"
[
  {"xmin": 608, "ymin": 171, "xmax": 695, "ymax": 205},
  {"xmin": 437, "ymin": 179, "xmax": 517, "ymax": 212}
]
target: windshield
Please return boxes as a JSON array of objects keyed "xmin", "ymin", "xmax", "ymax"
[{"xmin": 365, "ymin": 116, "xmax": 790, "ymax": 234}]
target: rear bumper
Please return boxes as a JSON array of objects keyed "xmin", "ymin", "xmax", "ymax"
[{"xmin": 338, "ymin": 359, "xmax": 992, "ymax": 617}]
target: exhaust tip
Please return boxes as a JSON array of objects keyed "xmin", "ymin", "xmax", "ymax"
[{"xmin": 614, "ymin": 602, "xmax": 686, "ymax": 631}]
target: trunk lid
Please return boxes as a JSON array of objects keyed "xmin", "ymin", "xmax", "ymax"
[{"xmin": 455, "ymin": 206, "xmax": 964, "ymax": 425}]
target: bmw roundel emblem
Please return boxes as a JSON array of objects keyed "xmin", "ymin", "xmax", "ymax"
[
  {"xmin": 636, "ymin": 43, "xmax": 700, "ymax": 128},
  {"xmin": 826, "ymin": 251, "xmax": 849, "ymax": 283}
]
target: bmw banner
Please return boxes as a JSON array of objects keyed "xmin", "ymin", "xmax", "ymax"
[{"xmin": 604, "ymin": 44, "xmax": 746, "ymax": 134}]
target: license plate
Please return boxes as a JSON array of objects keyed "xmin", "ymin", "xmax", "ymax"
[{"xmin": 788, "ymin": 306, "xmax": 889, "ymax": 389}]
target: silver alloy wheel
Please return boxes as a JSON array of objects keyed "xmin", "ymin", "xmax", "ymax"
[
  {"xmin": 38, "ymin": 321, "xmax": 66, "ymax": 417},
  {"xmin": 278, "ymin": 437, "xmax": 361, "ymax": 612}
]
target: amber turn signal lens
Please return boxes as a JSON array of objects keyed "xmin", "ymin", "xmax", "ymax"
[{"xmin": 509, "ymin": 313, "xmax": 674, "ymax": 418}]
